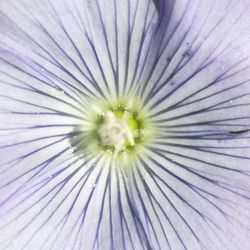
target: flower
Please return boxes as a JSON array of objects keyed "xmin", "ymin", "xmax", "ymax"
[{"xmin": 0, "ymin": 0, "xmax": 250, "ymax": 249}]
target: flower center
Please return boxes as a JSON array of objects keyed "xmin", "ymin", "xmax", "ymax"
[
  {"xmin": 70, "ymin": 94, "xmax": 154, "ymax": 164},
  {"xmin": 97, "ymin": 110, "xmax": 138, "ymax": 157}
]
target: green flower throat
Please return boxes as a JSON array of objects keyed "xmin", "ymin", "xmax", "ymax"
[{"xmin": 71, "ymin": 94, "xmax": 154, "ymax": 163}]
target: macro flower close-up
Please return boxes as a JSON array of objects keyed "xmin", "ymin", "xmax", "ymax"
[{"xmin": 1, "ymin": 0, "xmax": 250, "ymax": 249}]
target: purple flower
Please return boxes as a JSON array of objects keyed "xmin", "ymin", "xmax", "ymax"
[{"xmin": 0, "ymin": 0, "xmax": 250, "ymax": 249}]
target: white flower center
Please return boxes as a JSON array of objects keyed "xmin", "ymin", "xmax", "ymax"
[{"xmin": 97, "ymin": 111, "xmax": 135, "ymax": 157}]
